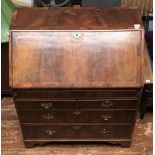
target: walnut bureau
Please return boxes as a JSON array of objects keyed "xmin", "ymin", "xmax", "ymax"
[{"xmin": 9, "ymin": 7, "xmax": 144, "ymax": 148}]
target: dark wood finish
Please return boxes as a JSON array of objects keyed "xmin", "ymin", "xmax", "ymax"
[
  {"xmin": 19, "ymin": 110, "xmax": 136, "ymax": 123},
  {"xmin": 14, "ymin": 89, "xmax": 141, "ymax": 99},
  {"xmin": 1, "ymin": 43, "xmax": 12, "ymax": 97},
  {"xmin": 22, "ymin": 124, "xmax": 133, "ymax": 139},
  {"xmin": 15, "ymin": 99, "xmax": 139, "ymax": 110},
  {"xmin": 9, "ymin": 8, "xmax": 144, "ymax": 148},
  {"xmin": 16, "ymin": 100, "xmax": 76, "ymax": 110},
  {"xmin": 76, "ymin": 99, "xmax": 139, "ymax": 110},
  {"xmin": 23, "ymin": 140, "xmax": 131, "ymax": 148},
  {"xmin": 3, "ymin": 98, "xmax": 152, "ymax": 153},
  {"xmin": 140, "ymin": 84, "xmax": 153, "ymax": 118}
]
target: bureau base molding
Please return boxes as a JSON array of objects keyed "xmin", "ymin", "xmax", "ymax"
[{"xmin": 24, "ymin": 139, "xmax": 132, "ymax": 148}]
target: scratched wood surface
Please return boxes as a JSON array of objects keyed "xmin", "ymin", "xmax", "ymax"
[{"xmin": 2, "ymin": 97, "xmax": 152, "ymax": 155}]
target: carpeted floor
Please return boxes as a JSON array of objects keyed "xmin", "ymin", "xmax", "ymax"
[{"xmin": 1, "ymin": 97, "xmax": 153, "ymax": 155}]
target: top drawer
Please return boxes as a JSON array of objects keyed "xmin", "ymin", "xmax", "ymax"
[{"xmin": 14, "ymin": 89, "xmax": 141, "ymax": 99}]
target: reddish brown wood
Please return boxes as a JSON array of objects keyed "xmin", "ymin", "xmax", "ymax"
[
  {"xmin": 22, "ymin": 124, "xmax": 133, "ymax": 139},
  {"xmin": 10, "ymin": 7, "xmax": 143, "ymax": 30},
  {"xmin": 9, "ymin": 7, "xmax": 144, "ymax": 148}
]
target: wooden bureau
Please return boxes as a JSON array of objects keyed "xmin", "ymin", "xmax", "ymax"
[{"xmin": 9, "ymin": 7, "xmax": 144, "ymax": 148}]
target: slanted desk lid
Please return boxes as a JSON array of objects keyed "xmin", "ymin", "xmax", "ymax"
[{"xmin": 9, "ymin": 8, "xmax": 144, "ymax": 88}]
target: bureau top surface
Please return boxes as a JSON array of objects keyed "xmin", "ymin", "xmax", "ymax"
[{"xmin": 10, "ymin": 7, "xmax": 143, "ymax": 30}]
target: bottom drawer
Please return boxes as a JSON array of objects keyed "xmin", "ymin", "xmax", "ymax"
[{"xmin": 22, "ymin": 124, "xmax": 133, "ymax": 140}]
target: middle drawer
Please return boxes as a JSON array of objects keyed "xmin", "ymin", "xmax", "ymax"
[{"xmin": 19, "ymin": 110, "xmax": 136, "ymax": 124}]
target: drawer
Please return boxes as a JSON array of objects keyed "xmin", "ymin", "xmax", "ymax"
[
  {"xmin": 15, "ymin": 100, "xmax": 76, "ymax": 110},
  {"xmin": 19, "ymin": 110, "xmax": 136, "ymax": 123},
  {"xmin": 14, "ymin": 88, "xmax": 141, "ymax": 99},
  {"xmin": 77, "ymin": 99, "xmax": 138, "ymax": 110},
  {"xmin": 15, "ymin": 99, "xmax": 138, "ymax": 110},
  {"xmin": 22, "ymin": 124, "xmax": 133, "ymax": 139}
]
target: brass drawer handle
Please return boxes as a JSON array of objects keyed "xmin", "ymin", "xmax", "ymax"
[
  {"xmin": 43, "ymin": 114, "xmax": 54, "ymax": 120},
  {"xmin": 72, "ymin": 125, "xmax": 82, "ymax": 130},
  {"xmin": 45, "ymin": 130, "xmax": 55, "ymax": 136},
  {"xmin": 101, "ymin": 114, "xmax": 112, "ymax": 121},
  {"xmin": 40, "ymin": 102, "xmax": 53, "ymax": 109},
  {"xmin": 100, "ymin": 129, "xmax": 111, "ymax": 134},
  {"xmin": 73, "ymin": 110, "xmax": 81, "ymax": 115},
  {"xmin": 101, "ymin": 100, "xmax": 113, "ymax": 108}
]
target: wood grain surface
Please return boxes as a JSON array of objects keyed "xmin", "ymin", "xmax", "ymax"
[
  {"xmin": 10, "ymin": 31, "xmax": 143, "ymax": 88},
  {"xmin": 10, "ymin": 7, "xmax": 143, "ymax": 30}
]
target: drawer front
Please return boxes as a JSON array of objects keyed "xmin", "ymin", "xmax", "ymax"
[
  {"xmin": 15, "ymin": 100, "xmax": 76, "ymax": 110},
  {"xmin": 77, "ymin": 99, "xmax": 138, "ymax": 110},
  {"xmin": 19, "ymin": 110, "xmax": 136, "ymax": 123},
  {"xmin": 22, "ymin": 124, "xmax": 133, "ymax": 139},
  {"xmin": 14, "ymin": 89, "xmax": 141, "ymax": 99},
  {"xmin": 15, "ymin": 99, "xmax": 138, "ymax": 110}
]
